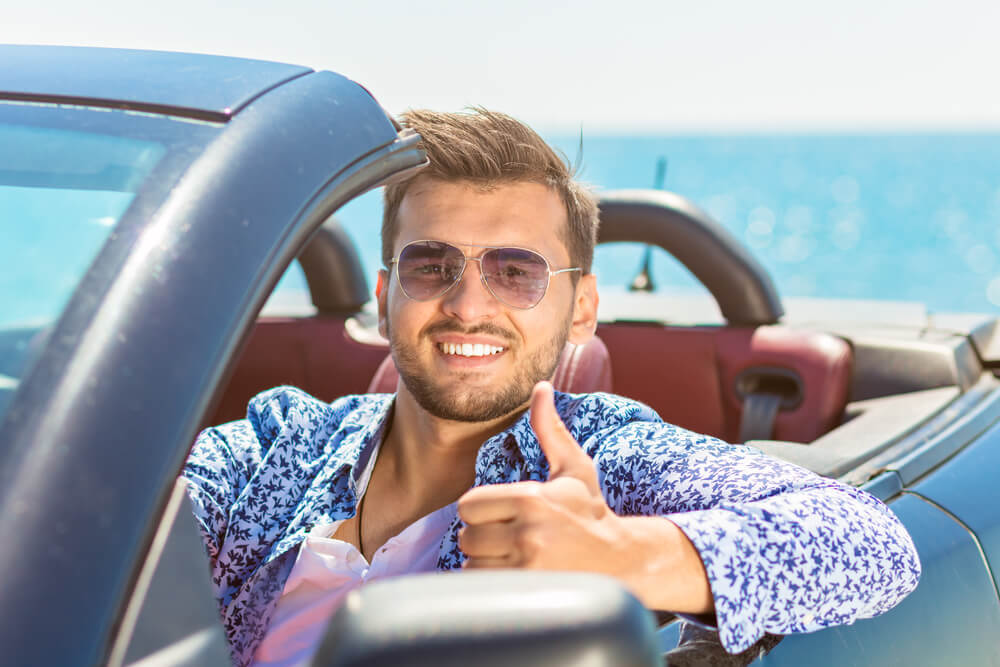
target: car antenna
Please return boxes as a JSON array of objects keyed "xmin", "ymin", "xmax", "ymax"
[{"xmin": 628, "ymin": 156, "xmax": 667, "ymax": 292}]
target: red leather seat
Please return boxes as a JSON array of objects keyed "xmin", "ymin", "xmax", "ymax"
[
  {"xmin": 597, "ymin": 323, "xmax": 851, "ymax": 443},
  {"xmin": 367, "ymin": 336, "xmax": 614, "ymax": 394},
  {"xmin": 213, "ymin": 317, "xmax": 849, "ymax": 445},
  {"xmin": 715, "ymin": 326, "xmax": 852, "ymax": 444},
  {"xmin": 208, "ymin": 316, "xmax": 390, "ymax": 426}
]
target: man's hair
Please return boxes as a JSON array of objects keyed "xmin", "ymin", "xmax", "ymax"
[{"xmin": 382, "ymin": 108, "xmax": 599, "ymax": 273}]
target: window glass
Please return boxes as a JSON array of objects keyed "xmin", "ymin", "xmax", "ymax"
[{"xmin": 0, "ymin": 116, "xmax": 166, "ymax": 419}]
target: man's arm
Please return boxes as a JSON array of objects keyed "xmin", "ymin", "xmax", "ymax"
[
  {"xmin": 181, "ymin": 385, "xmax": 337, "ymax": 601},
  {"xmin": 458, "ymin": 382, "xmax": 921, "ymax": 654},
  {"xmin": 611, "ymin": 516, "xmax": 713, "ymax": 613},
  {"xmin": 182, "ymin": 387, "xmax": 294, "ymax": 566},
  {"xmin": 183, "ymin": 424, "xmax": 257, "ymax": 565}
]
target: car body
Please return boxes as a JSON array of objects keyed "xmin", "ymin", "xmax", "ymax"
[{"xmin": 1, "ymin": 45, "xmax": 998, "ymax": 666}]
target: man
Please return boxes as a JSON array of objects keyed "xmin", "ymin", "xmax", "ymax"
[{"xmin": 184, "ymin": 109, "xmax": 920, "ymax": 667}]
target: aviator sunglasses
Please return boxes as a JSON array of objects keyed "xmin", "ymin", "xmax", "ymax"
[{"xmin": 388, "ymin": 240, "xmax": 581, "ymax": 309}]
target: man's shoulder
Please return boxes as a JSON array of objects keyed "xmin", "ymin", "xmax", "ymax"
[
  {"xmin": 193, "ymin": 386, "xmax": 391, "ymax": 463},
  {"xmin": 185, "ymin": 387, "xmax": 391, "ymax": 494},
  {"xmin": 555, "ymin": 390, "xmax": 662, "ymax": 429},
  {"xmin": 551, "ymin": 391, "xmax": 668, "ymax": 449},
  {"xmin": 246, "ymin": 386, "xmax": 389, "ymax": 432},
  {"xmin": 555, "ymin": 390, "xmax": 733, "ymax": 454}
]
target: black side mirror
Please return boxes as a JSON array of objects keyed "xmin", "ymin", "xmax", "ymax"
[{"xmin": 311, "ymin": 571, "xmax": 661, "ymax": 667}]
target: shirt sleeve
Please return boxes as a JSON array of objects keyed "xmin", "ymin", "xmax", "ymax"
[
  {"xmin": 181, "ymin": 386, "xmax": 320, "ymax": 566},
  {"xmin": 588, "ymin": 419, "xmax": 921, "ymax": 654},
  {"xmin": 183, "ymin": 421, "xmax": 263, "ymax": 566}
]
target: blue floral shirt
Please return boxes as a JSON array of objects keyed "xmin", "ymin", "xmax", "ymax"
[{"xmin": 183, "ymin": 386, "xmax": 920, "ymax": 666}]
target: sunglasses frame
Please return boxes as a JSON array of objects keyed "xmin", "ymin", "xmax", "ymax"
[{"xmin": 388, "ymin": 240, "xmax": 582, "ymax": 309}]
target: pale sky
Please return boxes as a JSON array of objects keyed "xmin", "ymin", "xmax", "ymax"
[{"xmin": 4, "ymin": 0, "xmax": 999, "ymax": 132}]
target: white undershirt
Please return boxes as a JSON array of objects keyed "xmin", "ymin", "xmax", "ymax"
[{"xmin": 251, "ymin": 443, "xmax": 457, "ymax": 667}]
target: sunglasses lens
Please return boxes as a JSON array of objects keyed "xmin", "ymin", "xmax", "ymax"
[
  {"xmin": 481, "ymin": 248, "xmax": 549, "ymax": 308},
  {"xmin": 396, "ymin": 241, "xmax": 466, "ymax": 299}
]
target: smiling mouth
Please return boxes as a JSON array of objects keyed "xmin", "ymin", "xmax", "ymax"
[{"xmin": 437, "ymin": 342, "xmax": 506, "ymax": 357}]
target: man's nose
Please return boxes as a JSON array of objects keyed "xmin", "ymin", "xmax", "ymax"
[{"xmin": 440, "ymin": 258, "xmax": 502, "ymax": 321}]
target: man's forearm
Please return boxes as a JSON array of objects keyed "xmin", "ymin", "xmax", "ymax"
[{"xmin": 612, "ymin": 515, "xmax": 714, "ymax": 614}]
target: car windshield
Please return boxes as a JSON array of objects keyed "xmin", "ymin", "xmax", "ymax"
[{"xmin": 0, "ymin": 102, "xmax": 216, "ymax": 424}]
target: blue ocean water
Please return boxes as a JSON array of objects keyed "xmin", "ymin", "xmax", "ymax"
[
  {"xmin": 5, "ymin": 134, "xmax": 999, "ymax": 326},
  {"xmin": 322, "ymin": 133, "xmax": 1000, "ymax": 315}
]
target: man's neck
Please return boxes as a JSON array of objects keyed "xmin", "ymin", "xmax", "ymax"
[{"xmin": 379, "ymin": 387, "xmax": 527, "ymax": 506}]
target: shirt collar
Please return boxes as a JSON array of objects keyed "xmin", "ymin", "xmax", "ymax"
[
  {"xmin": 473, "ymin": 390, "xmax": 579, "ymax": 483},
  {"xmin": 353, "ymin": 399, "xmax": 394, "ymax": 487},
  {"xmin": 325, "ymin": 394, "xmax": 395, "ymax": 498}
]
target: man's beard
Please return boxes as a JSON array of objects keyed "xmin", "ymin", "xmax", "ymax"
[{"xmin": 388, "ymin": 317, "xmax": 570, "ymax": 422}]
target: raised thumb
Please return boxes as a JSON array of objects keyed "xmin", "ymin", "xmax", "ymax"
[{"xmin": 530, "ymin": 381, "xmax": 598, "ymax": 490}]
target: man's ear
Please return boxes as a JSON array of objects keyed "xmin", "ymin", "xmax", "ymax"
[
  {"xmin": 568, "ymin": 273, "xmax": 598, "ymax": 345},
  {"xmin": 376, "ymin": 269, "xmax": 389, "ymax": 339}
]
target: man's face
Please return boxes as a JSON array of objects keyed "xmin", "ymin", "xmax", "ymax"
[{"xmin": 377, "ymin": 178, "xmax": 598, "ymax": 422}]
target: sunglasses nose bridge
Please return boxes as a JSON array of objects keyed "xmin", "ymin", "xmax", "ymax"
[
  {"xmin": 463, "ymin": 255, "xmax": 487, "ymax": 286},
  {"xmin": 464, "ymin": 255, "xmax": 507, "ymax": 304},
  {"xmin": 436, "ymin": 253, "xmax": 507, "ymax": 317}
]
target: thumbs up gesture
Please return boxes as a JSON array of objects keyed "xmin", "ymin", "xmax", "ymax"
[
  {"xmin": 457, "ymin": 381, "xmax": 626, "ymax": 575},
  {"xmin": 457, "ymin": 381, "xmax": 714, "ymax": 614}
]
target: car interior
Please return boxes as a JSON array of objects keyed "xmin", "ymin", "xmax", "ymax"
[
  {"xmin": 206, "ymin": 191, "xmax": 993, "ymax": 486},
  {"xmin": 113, "ymin": 190, "xmax": 998, "ymax": 665}
]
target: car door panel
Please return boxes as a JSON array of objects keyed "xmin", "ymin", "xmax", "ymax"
[
  {"xmin": 120, "ymin": 480, "xmax": 229, "ymax": 666},
  {"xmin": 906, "ymin": 418, "xmax": 1000, "ymax": 598},
  {"xmin": 757, "ymin": 492, "xmax": 1000, "ymax": 665}
]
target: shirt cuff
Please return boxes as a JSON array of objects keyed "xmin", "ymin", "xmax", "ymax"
[{"xmin": 667, "ymin": 509, "xmax": 769, "ymax": 654}]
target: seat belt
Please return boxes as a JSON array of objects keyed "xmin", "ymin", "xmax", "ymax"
[{"xmin": 738, "ymin": 391, "xmax": 783, "ymax": 442}]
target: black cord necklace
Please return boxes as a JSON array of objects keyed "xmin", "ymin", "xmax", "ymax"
[{"xmin": 356, "ymin": 489, "xmax": 367, "ymax": 558}]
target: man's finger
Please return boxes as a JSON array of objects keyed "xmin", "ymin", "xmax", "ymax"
[
  {"xmin": 463, "ymin": 555, "xmax": 517, "ymax": 569},
  {"xmin": 459, "ymin": 522, "xmax": 517, "ymax": 559},
  {"xmin": 458, "ymin": 482, "xmax": 541, "ymax": 524},
  {"xmin": 531, "ymin": 381, "xmax": 600, "ymax": 493}
]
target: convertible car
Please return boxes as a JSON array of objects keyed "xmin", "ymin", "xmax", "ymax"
[{"xmin": 1, "ymin": 45, "xmax": 999, "ymax": 666}]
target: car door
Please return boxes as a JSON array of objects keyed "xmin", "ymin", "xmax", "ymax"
[
  {"xmin": 756, "ymin": 389, "xmax": 1000, "ymax": 665},
  {"xmin": 0, "ymin": 51, "xmax": 426, "ymax": 666}
]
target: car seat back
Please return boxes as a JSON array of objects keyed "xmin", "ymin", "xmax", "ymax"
[{"xmin": 596, "ymin": 323, "xmax": 851, "ymax": 443}]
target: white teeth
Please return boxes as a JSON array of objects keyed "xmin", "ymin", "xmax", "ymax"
[{"xmin": 439, "ymin": 342, "xmax": 505, "ymax": 357}]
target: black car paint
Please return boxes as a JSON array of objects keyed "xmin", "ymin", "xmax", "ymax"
[{"xmin": 0, "ymin": 57, "xmax": 423, "ymax": 664}]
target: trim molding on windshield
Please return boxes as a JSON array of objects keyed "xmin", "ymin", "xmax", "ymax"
[{"xmin": 0, "ymin": 93, "xmax": 231, "ymax": 124}]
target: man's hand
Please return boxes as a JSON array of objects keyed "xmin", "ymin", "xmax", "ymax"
[
  {"xmin": 457, "ymin": 380, "xmax": 714, "ymax": 615},
  {"xmin": 457, "ymin": 381, "xmax": 625, "ymax": 574}
]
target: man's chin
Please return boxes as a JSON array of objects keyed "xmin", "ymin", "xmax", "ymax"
[{"xmin": 404, "ymin": 382, "xmax": 529, "ymax": 423}]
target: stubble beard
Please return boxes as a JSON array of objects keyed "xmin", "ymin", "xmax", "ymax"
[{"xmin": 388, "ymin": 318, "xmax": 571, "ymax": 423}]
